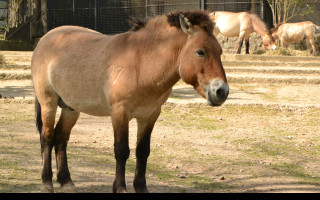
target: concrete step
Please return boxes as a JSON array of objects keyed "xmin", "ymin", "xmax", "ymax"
[
  {"xmin": 0, "ymin": 64, "xmax": 30, "ymax": 70},
  {"xmin": 227, "ymin": 74, "xmax": 320, "ymax": 84},
  {"xmin": 225, "ymin": 66, "xmax": 320, "ymax": 75},
  {"xmin": 4, "ymin": 56, "xmax": 32, "ymax": 64},
  {"xmin": 222, "ymin": 60, "xmax": 320, "ymax": 67},
  {"xmin": 0, "ymin": 51, "xmax": 33, "ymax": 56},
  {"xmin": 0, "ymin": 70, "xmax": 31, "ymax": 80},
  {"xmin": 0, "ymin": 51, "xmax": 33, "ymax": 65},
  {"xmin": 0, "ymin": 80, "xmax": 34, "ymax": 99},
  {"xmin": 222, "ymin": 54, "xmax": 320, "ymax": 63}
]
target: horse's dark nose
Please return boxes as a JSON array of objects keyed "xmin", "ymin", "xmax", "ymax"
[{"xmin": 206, "ymin": 79, "xmax": 229, "ymax": 106}]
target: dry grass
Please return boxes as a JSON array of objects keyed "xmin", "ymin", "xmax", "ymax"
[{"xmin": 1, "ymin": 100, "xmax": 320, "ymax": 193}]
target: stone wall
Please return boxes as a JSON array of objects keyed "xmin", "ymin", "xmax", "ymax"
[
  {"xmin": 216, "ymin": 32, "xmax": 263, "ymax": 54},
  {"xmin": 216, "ymin": 32, "xmax": 320, "ymax": 55}
]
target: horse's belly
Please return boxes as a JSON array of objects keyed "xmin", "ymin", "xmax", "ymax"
[
  {"xmin": 58, "ymin": 90, "xmax": 111, "ymax": 116},
  {"xmin": 50, "ymin": 67, "xmax": 111, "ymax": 116},
  {"xmin": 216, "ymin": 22, "xmax": 240, "ymax": 37}
]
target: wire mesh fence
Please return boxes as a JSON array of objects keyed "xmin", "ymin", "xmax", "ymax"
[
  {"xmin": 206, "ymin": 0, "xmax": 260, "ymax": 15},
  {"xmin": 46, "ymin": 0, "xmax": 320, "ymax": 35},
  {"xmin": 0, "ymin": 0, "xmax": 7, "ymax": 30}
]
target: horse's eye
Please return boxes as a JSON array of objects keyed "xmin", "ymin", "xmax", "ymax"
[{"xmin": 195, "ymin": 49, "xmax": 205, "ymax": 57}]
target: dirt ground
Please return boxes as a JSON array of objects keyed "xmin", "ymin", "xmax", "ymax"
[{"xmin": 1, "ymin": 80, "xmax": 320, "ymax": 193}]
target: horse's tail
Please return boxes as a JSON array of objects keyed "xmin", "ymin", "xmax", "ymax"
[{"xmin": 35, "ymin": 96, "xmax": 43, "ymax": 152}]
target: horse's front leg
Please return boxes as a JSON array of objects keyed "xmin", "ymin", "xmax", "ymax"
[
  {"xmin": 111, "ymin": 106, "xmax": 130, "ymax": 193},
  {"xmin": 133, "ymin": 109, "xmax": 161, "ymax": 193},
  {"xmin": 237, "ymin": 38, "xmax": 244, "ymax": 54},
  {"xmin": 245, "ymin": 38, "xmax": 250, "ymax": 54}
]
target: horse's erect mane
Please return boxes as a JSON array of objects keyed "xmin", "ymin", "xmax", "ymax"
[
  {"xmin": 271, "ymin": 22, "xmax": 285, "ymax": 33},
  {"xmin": 129, "ymin": 18, "xmax": 146, "ymax": 31},
  {"xmin": 249, "ymin": 13, "xmax": 271, "ymax": 35},
  {"xmin": 130, "ymin": 10, "xmax": 214, "ymax": 35},
  {"xmin": 167, "ymin": 10, "xmax": 214, "ymax": 34}
]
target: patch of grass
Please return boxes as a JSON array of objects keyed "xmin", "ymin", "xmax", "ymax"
[
  {"xmin": 272, "ymin": 163, "xmax": 320, "ymax": 184},
  {"xmin": 0, "ymin": 53, "xmax": 5, "ymax": 65},
  {"xmin": 159, "ymin": 106, "xmax": 221, "ymax": 131},
  {"xmin": 262, "ymin": 47, "xmax": 318, "ymax": 57}
]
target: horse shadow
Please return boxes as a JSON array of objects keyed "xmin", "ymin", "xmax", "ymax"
[
  {"xmin": 0, "ymin": 85, "xmax": 34, "ymax": 99},
  {"xmin": 171, "ymin": 86, "xmax": 249, "ymax": 101}
]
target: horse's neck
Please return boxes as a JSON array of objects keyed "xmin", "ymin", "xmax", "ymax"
[
  {"xmin": 130, "ymin": 27, "xmax": 186, "ymax": 90},
  {"xmin": 253, "ymin": 24, "xmax": 267, "ymax": 37},
  {"xmin": 272, "ymin": 32, "xmax": 279, "ymax": 40},
  {"xmin": 251, "ymin": 17, "xmax": 268, "ymax": 37}
]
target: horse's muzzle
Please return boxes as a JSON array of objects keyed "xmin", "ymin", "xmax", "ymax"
[
  {"xmin": 206, "ymin": 79, "xmax": 229, "ymax": 106},
  {"xmin": 270, "ymin": 45, "xmax": 277, "ymax": 51}
]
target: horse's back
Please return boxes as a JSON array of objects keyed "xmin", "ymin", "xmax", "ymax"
[
  {"xmin": 213, "ymin": 11, "xmax": 252, "ymax": 37},
  {"xmin": 279, "ymin": 22, "xmax": 316, "ymax": 42},
  {"xmin": 32, "ymin": 26, "xmax": 113, "ymax": 116},
  {"xmin": 32, "ymin": 26, "xmax": 109, "ymax": 69},
  {"xmin": 214, "ymin": 11, "xmax": 241, "ymax": 36}
]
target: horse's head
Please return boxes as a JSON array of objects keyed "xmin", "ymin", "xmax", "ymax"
[
  {"xmin": 262, "ymin": 34, "xmax": 277, "ymax": 51},
  {"xmin": 177, "ymin": 13, "xmax": 229, "ymax": 106}
]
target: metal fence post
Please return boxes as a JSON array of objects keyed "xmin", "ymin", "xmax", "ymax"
[
  {"xmin": 145, "ymin": 0, "xmax": 148, "ymax": 18},
  {"xmin": 260, "ymin": 0, "xmax": 264, "ymax": 19},
  {"xmin": 94, "ymin": 0, "xmax": 97, "ymax": 30},
  {"xmin": 200, "ymin": 0, "xmax": 207, "ymax": 10}
]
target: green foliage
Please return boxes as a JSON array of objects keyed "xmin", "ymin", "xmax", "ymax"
[{"xmin": 266, "ymin": 0, "xmax": 316, "ymax": 24}]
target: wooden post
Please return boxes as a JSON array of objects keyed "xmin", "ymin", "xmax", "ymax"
[
  {"xmin": 200, "ymin": 0, "xmax": 205, "ymax": 10},
  {"xmin": 260, "ymin": 0, "xmax": 264, "ymax": 19},
  {"xmin": 251, "ymin": 0, "xmax": 255, "ymax": 13},
  {"xmin": 41, "ymin": 0, "xmax": 47, "ymax": 33}
]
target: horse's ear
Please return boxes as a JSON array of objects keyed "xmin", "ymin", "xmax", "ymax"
[{"xmin": 179, "ymin": 14, "xmax": 193, "ymax": 34}]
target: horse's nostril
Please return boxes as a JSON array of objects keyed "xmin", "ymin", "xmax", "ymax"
[{"xmin": 216, "ymin": 87, "xmax": 228, "ymax": 99}]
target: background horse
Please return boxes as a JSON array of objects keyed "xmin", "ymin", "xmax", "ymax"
[
  {"xmin": 209, "ymin": 11, "xmax": 276, "ymax": 54},
  {"xmin": 31, "ymin": 11, "xmax": 229, "ymax": 193},
  {"xmin": 269, "ymin": 21, "xmax": 320, "ymax": 56}
]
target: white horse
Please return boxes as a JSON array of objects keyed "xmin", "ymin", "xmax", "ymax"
[{"xmin": 270, "ymin": 21, "xmax": 320, "ymax": 55}]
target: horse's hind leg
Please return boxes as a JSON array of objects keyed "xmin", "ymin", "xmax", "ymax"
[
  {"xmin": 309, "ymin": 38, "xmax": 318, "ymax": 56},
  {"xmin": 54, "ymin": 108, "xmax": 80, "ymax": 192},
  {"xmin": 133, "ymin": 109, "xmax": 161, "ymax": 193},
  {"xmin": 39, "ymin": 98, "xmax": 58, "ymax": 193}
]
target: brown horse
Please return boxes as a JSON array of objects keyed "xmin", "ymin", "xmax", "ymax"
[
  {"xmin": 31, "ymin": 11, "xmax": 229, "ymax": 193},
  {"xmin": 209, "ymin": 11, "xmax": 276, "ymax": 54},
  {"xmin": 268, "ymin": 21, "xmax": 320, "ymax": 56}
]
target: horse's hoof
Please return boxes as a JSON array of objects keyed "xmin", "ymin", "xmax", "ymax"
[
  {"xmin": 61, "ymin": 182, "xmax": 76, "ymax": 193},
  {"xmin": 135, "ymin": 187, "xmax": 149, "ymax": 193},
  {"xmin": 113, "ymin": 187, "xmax": 127, "ymax": 193},
  {"xmin": 41, "ymin": 183, "xmax": 54, "ymax": 193},
  {"xmin": 116, "ymin": 189, "xmax": 128, "ymax": 193}
]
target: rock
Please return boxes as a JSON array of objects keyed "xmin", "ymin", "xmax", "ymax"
[{"xmin": 219, "ymin": 176, "xmax": 225, "ymax": 180}]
